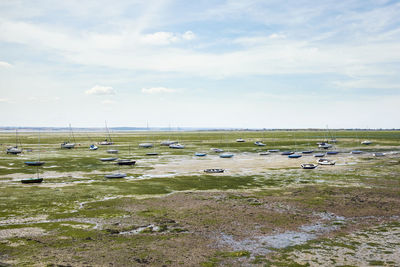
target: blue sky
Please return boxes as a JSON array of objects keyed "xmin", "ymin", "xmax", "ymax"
[{"xmin": 0, "ymin": 0, "xmax": 399, "ymax": 128}]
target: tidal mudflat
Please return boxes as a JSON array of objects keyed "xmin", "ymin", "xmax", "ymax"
[{"xmin": 0, "ymin": 130, "xmax": 399, "ymax": 266}]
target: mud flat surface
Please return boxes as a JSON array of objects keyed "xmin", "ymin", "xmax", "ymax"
[{"xmin": 0, "ymin": 130, "xmax": 399, "ymax": 266}]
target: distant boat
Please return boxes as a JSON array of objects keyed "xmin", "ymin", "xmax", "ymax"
[
  {"xmin": 116, "ymin": 159, "xmax": 136, "ymax": 166},
  {"xmin": 169, "ymin": 143, "xmax": 185, "ymax": 149},
  {"xmin": 107, "ymin": 149, "xmax": 119, "ymax": 154},
  {"xmin": 254, "ymin": 141, "xmax": 266, "ymax": 146},
  {"xmin": 21, "ymin": 177, "xmax": 43, "ymax": 184},
  {"xmin": 288, "ymin": 154, "xmax": 302, "ymax": 158},
  {"xmin": 100, "ymin": 157, "xmax": 118, "ymax": 162},
  {"xmin": 281, "ymin": 151, "xmax": 294, "ymax": 155},
  {"xmin": 204, "ymin": 169, "xmax": 224, "ymax": 173},
  {"xmin": 314, "ymin": 153, "xmax": 325, "ymax": 157},
  {"xmin": 99, "ymin": 121, "xmax": 114, "ymax": 145},
  {"xmin": 139, "ymin": 143, "xmax": 153, "ymax": 148},
  {"xmin": 259, "ymin": 151, "xmax": 270, "ymax": 156},
  {"xmin": 90, "ymin": 144, "xmax": 98, "ymax": 150},
  {"xmin": 326, "ymin": 151, "xmax": 339, "ymax": 155},
  {"xmin": 268, "ymin": 149, "xmax": 280, "ymax": 153},
  {"xmin": 195, "ymin": 152, "xmax": 207, "ymax": 157},
  {"xmin": 373, "ymin": 152, "xmax": 384, "ymax": 157},
  {"xmin": 146, "ymin": 152, "xmax": 159, "ymax": 156},
  {"xmin": 7, "ymin": 130, "xmax": 22, "ymax": 154},
  {"xmin": 236, "ymin": 138, "xmax": 245, "ymax": 142},
  {"xmin": 350, "ymin": 150, "xmax": 363, "ymax": 154},
  {"xmin": 361, "ymin": 140, "xmax": 373, "ymax": 145},
  {"xmin": 301, "ymin": 150, "xmax": 314, "ymax": 154},
  {"xmin": 161, "ymin": 140, "xmax": 178, "ymax": 146},
  {"xmin": 24, "ymin": 161, "xmax": 45, "ymax": 166},
  {"xmin": 317, "ymin": 158, "xmax": 336, "ymax": 165},
  {"xmin": 105, "ymin": 173, "xmax": 127, "ymax": 179},
  {"xmin": 211, "ymin": 148, "xmax": 224, "ymax": 153},
  {"xmin": 220, "ymin": 153, "xmax": 234, "ymax": 158},
  {"xmin": 301, "ymin": 163, "xmax": 318, "ymax": 169},
  {"xmin": 61, "ymin": 124, "xmax": 76, "ymax": 149},
  {"xmin": 318, "ymin": 143, "xmax": 332, "ymax": 149}
]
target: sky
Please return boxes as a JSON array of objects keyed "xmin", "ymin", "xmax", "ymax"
[{"xmin": 0, "ymin": 0, "xmax": 400, "ymax": 129}]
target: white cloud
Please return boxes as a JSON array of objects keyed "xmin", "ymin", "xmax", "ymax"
[
  {"xmin": 0, "ymin": 61, "xmax": 12, "ymax": 67},
  {"xmin": 141, "ymin": 87, "xmax": 176, "ymax": 94},
  {"xmin": 85, "ymin": 85, "xmax": 116, "ymax": 95},
  {"xmin": 140, "ymin": 31, "xmax": 195, "ymax": 45},
  {"xmin": 269, "ymin": 33, "xmax": 286, "ymax": 39},
  {"xmin": 182, "ymin": 31, "xmax": 195, "ymax": 40}
]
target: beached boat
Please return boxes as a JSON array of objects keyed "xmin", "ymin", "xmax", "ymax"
[
  {"xmin": 236, "ymin": 138, "xmax": 245, "ymax": 142},
  {"xmin": 195, "ymin": 152, "xmax": 207, "ymax": 157},
  {"xmin": 288, "ymin": 154, "xmax": 302, "ymax": 158},
  {"xmin": 326, "ymin": 151, "xmax": 339, "ymax": 155},
  {"xmin": 318, "ymin": 143, "xmax": 332, "ymax": 149},
  {"xmin": 169, "ymin": 143, "xmax": 185, "ymax": 149},
  {"xmin": 61, "ymin": 124, "xmax": 76, "ymax": 149},
  {"xmin": 254, "ymin": 141, "xmax": 266, "ymax": 146},
  {"xmin": 350, "ymin": 150, "xmax": 363, "ymax": 154},
  {"xmin": 314, "ymin": 153, "xmax": 325, "ymax": 157},
  {"xmin": 204, "ymin": 169, "xmax": 224, "ymax": 173},
  {"xmin": 90, "ymin": 144, "xmax": 98, "ymax": 150},
  {"xmin": 107, "ymin": 149, "xmax": 119, "ymax": 154},
  {"xmin": 116, "ymin": 159, "xmax": 136, "ymax": 166},
  {"xmin": 24, "ymin": 161, "xmax": 45, "ymax": 166},
  {"xmin": 301, "ymin": 150, "xmax": 314, "ymax": 154},
  {"xmin": 7, "ymin": 146, "xmax": 22, "ymax": 154},
  {"xmin": 220, "ymin": 153, "xmax": 234, "ymax": 158},
  {"xmin": 211, "ymin": 148, "xmax": 224, "ymax": 153},
  {"xmin": 146, "ymin": 152, "xmax": 159, "ymax": 156},
  {"xmin": 105, "ymin": 173, "xmax": 127, "ymax": 179},
  {"xmin": 373, "ymin": 152, "xmax": 385, "ymax": 157},
  {"xmin": 139, "ymin": 143, "xmax": 153, "ymax": 148},
  {"xmin": 268, "ymin": 149, "xmax": 280, "ymax": 153},
  {"xmin": 281, "ymin": 151, "xmax": 294, "ymax": 155},
  {"xmin": 301, "ymin": 163, "xmax": 318, "ymax": 169},
  {"xmin": 100, "ymin": 157, "xmax": 118, "ymax": 162},
  {"xmin": 361, "ymin": 140, "xmax": 373, "ymax": 145},
  {"xmin": 99, "ymin": 121, "xmax": 114, "ymax": 145},
  {"xmin": 160, "ymin": 140, "xmax": 178, "ymax": 146},
  {"xmin": 21, "ymin": 177, "xmax": 43, "ymax": 184},
  {"xmin": 317, "ymin": 158, "xmax": 336, "ymax": 165},
  {"xmin": 259, "ymin": 151, "xmax": 270, "ymax": 156}
]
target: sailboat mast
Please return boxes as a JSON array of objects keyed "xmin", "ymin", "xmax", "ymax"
[
  {"xmin": 38, "ymin": 131, "xmax": 41, "ymax": 161},
  {"xmin": 105, "ymin": 121, "xmax": 112, "ymax": 142},
  {"xmin": 69, "ymin": 124, "xmax": 76, "ymax": 143}
]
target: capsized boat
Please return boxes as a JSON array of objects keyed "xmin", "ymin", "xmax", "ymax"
[
  {"xmin": 169, "ymin": 143, "xmax": 185, "ymax": 149},
  {"xmin": 288, "ymin": 154, "xmax": 302, "ymax": 158},
  {"xmin": 254, "ymin": 141, "xmax": 266, "ymax": 146},
  {"xmin": 236, "ymin": 138, "xmax": 245, "ymax": 142},
  {"xmin": 204, "ymin": 169, "xmax": 224, "ymax": 173},
  {"xmin": 314, "ymin": 153, "xmax": 325, "ymax": 157},
  {"xmin": 105, "ymin": 173, "xmax": 127, "ymax": 179},
  {"xmin": 6, "ymin": 146, "xmax": 22, "ymax": 154},
  {"xmin": 195, "ymin": 152, "xmax": 207, "ymax": 157},
  {"xmin": 90, "ymin": 144, "xmax": 98, "ymax": 150},
  {"xmin": 139, "ymin": 143, "xmax": 153, "ymax": 148},
  {"xmin": 220, "ymin": 153, "xmax": 234, "ymax": 158},
  {"xmin": 361, "ymin": 140, "xmax": 372, "ymax": 145},
  {"xmin": 21, "ymin": 177, "xmax": 43, "ymax": 184},
  {"xmin": 317, "ymin": 158, "xmax": 336, "ymax": 165},
  {"xmin": 100, "ymin": 157, "xmax": 118, "ymax": 162},
  {"xmin": 116, "ymin": 159, "xmax": 136, "ymax": 166},
  {"xmin": 301, "ymin": 163, "xmax": 318, "ymax": 169},
  {"xmin": 281, "ymin": 151, "xmax": 294, "ymax": 155},
  {"xmin": 24, "ymin": 161, "xmax": 45, "ymax": 166}
]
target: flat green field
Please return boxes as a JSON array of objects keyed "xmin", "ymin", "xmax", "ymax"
[{"xmin": 0, "ymin": 130, "xmax": 399, "ymax": 266}]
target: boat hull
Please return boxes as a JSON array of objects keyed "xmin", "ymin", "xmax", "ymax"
[
  {"xmin": 24, "ymin": 161, "xmax": 45, "ymax": 166},
  {"xmin": 21, "ymin": 178, "xmax": 43, "ymax": 184}
]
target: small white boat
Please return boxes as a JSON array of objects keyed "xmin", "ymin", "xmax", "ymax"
[
  {"xmin": 6, "ymin": 146, "xmax": 22, "ymax": 154},
  {"xmin": 254, "ymin": 141, "xmax": 266, "ymax": 146},
  {"xmin": 259, "ymin": 151, "xmax": 270, "ymax": 156},
  {"xmin": 236, "ymin": 138, "xmax": 245, "ymax": 142},
  {"xmin": 314, "ymin": 153, "xmax": 325, "ymax": 157},
  {"xmin": 139, "ymin": 143, "xmax": 153, "ymax": 148},
  {"xmin": 318, "ymin": 143, "xmax": 332, "ymax": 149},
  {"xmin": 90, "ymin": 144, "xmax": 98, "ymax": 150},
  {"xmin": 268, "ymin": 149, "xmax": 279, "ymax": 153},
  {"xmin": 211, "ymin": 148, "xmax": 224, "ymax": 153},
  {"xmin": 220, "ymin": 153, "xmax": 234, "ymax": 158},
  {"xmin": 169, "ymin": 143, "xmax": 185, "ymax": 149},
  {"xmin": 105, "ymin": 173, "xmax": 127, "ymax": 179},
  {"xmin": 361, "ymin": 140, "xmax": 373, "ymax": 145},
  {"xmin": 373, "ymin": 152, "xmax": 385, "ymax": 157},
  {"xmin": 195, "ymin": 152, "xmax": 207, "ymax": 157},
  {"xmin": 107, "ymin": 149, "xmax": 119, "ymax": 154},
  {"xmin": 160, "ymin": 140, "xmax": 178, "ymax": 146},
  {"xmin": 99, "ymin": 140, "xmax": 113, "ymax": 145},
  {"xmin": 317, "ymin": 158, "xmax": 336, "ymax": 165},
  {"xmin": 301, "ymin": 163, "xmax": 318, "ymax": 169},
  {"xmin": 61, "ymin": 142, "xmax": 75, "ymax": 149}
]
